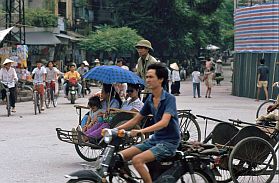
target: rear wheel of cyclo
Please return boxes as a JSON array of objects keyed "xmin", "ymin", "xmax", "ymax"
[
  {"xmin": 75, "ymin": 143, "xmax": 103, "ymax": 162},
  {"xmin": 179, "ymin": 113, "xmax": 201, "ymax": 142},
  {"xmin": 228, "ymin": 137, "xmax": 277, "ymax": 183},
  {"xmin": 67, "ymin": 179, "xmax": 96, "ymax": 183},
  {"xmin": 177, "ymin": 171, "xmax": 211, "ymax": 183}
]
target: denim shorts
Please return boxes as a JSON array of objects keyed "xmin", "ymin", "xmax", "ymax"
[{"xmin": 134, "ymin": 139, "xmax": 178, "ymax": 161}]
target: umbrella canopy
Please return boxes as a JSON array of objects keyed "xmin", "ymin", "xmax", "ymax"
[
  {"xmin": 206, "ymin": 44, "xmax": 220, "ymax": 51},
  {"xmin": 83, "ymin": 65, "xmax": 145, "ymax": 85}
]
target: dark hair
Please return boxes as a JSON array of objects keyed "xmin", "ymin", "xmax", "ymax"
[
  {"xmin": 69, "ymin": 63, "xmax": 76, "ymax": 67},
  {"xmin": 88, "ymin": 96, "xmax": 102, "ymax": 109},
  {"xmin": 47, "ymin": 61, "xmax": 54, "ymax": 67},
  {"xmin": 260, "ymin": 58, "xmax": 265, "ymax": 64},
  {"xmin": 127, "ymin": 83, "xmax": 140, "ymax": 90},
  {"xmin": 147, "ymin": 62, "xmax": 168, "ymax": 87},
  {"xmin": 194, "ymin": 66, "xmax": 199, "ymax": 71},
  {"xmin": 36, "ymin": 60, "xmax": 43, "ymax": 64},
  {"xmin": 103, "ymin": 83, "xmax": 122, "ymax": 106}
]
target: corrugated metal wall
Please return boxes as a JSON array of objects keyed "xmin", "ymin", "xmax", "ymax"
[{"xmin": 232, "ymin": 53, "xmax": 279, "ymax": 99}]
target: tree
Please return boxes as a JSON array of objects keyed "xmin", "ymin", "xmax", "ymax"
[
  {"xmin": 79, "ymin": 26, "xmax": 143, "ymax": 55},
  {"xmin": 108, "ymin": 0, "xmax": 225, "ymax": 59},
  {"xmin": 25, "ymin": 8, "xmax": 58, "ymax": 27}
]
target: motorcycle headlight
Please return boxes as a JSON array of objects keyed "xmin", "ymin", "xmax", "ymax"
[
  {"xmin": 71, "ymin": 86, "xmax": 75, "ymax": 90},
  {"xmin": 102, "ymin": 129, "xmax": 112, "ymax": 144}
]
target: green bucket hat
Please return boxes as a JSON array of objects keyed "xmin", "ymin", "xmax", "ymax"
[{"xmin": 135, "ymin": 39, "xmax": 154, "ymax": 51}]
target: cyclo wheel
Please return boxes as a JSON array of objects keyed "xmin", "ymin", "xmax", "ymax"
[
  {"xmin": 179, "ymin": 112, "xmax": 201, "ymax": 142},
  {"xmin": 256, "ymin": 99, "xmax": 277, "ymax": 118},
  {"xmin": 45, "ymin": 89, "xmax": 51, "ymax": 108},
  {"xmin": 75, "ymin": 143, "xmax": 103, "ymax": 162},
  {"xmin": 228, "ymin": 137, "xmax": 277, "ymax": 183},
  {"xmin": 33, "ymin": 91, "xmax": 37, "ymax": 115}
]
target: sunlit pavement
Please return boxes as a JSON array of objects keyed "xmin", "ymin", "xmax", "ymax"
[{"xmin": 0, "ymin": 66, "xmax": 278, "ymax": 182}]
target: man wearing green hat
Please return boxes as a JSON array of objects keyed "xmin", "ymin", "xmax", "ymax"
[{"xmin": 135, "ymin": 39, "xmax": 157, "ymax": 101}]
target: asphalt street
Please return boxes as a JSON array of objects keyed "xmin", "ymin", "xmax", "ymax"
[{"xmin": 0, "ymin": 66, "xmax": 278, "ymax": 182}]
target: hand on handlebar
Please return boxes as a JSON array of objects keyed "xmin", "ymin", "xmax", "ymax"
[{"xmin": 130, "ymin": 129, "xmax": 142, "ymax": 137}]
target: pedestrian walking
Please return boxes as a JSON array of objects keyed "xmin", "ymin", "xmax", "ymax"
[
  {"xmin": 215, "ymin": 59, "xmax": 223, "ymax": 85},
  {"xmin": 0, "ymin": 58, "xmax": 18, "ymax": 112},
  {"xmin": 256, "ymin": 58, "xmax": 269, "ymax": 101},
  {"xmin": 135, "ymin": 39, "xmax": 157, "ymax": 101},
  {"xmin": 204, "ymin": 67, "xmax": 214, "ymax": 98},
  {"xmin": 192, "ymin": 66, "xmax": 202, "ymax": 98},
  {"xmin": 170, "ymin": 62, "xmax": 181, "ymax": 96}
]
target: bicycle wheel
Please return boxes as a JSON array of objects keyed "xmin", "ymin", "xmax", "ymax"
[
  {"xmin": 179, "ymin": 113, "xmax": 201, "ymax": 142},
  {"xmin": 52, "ymin": 89, "xmax": 58, "ymax": 107},
  {"xmin": 228, "ymin": 137, "xmax": 277, "ymax": 183},
  {"xmin": 37, "ymin": 93, "xmax": 41, "ymax": 113},
  {"xmin": 6, "ymin": 91, "xmax": 11, "ymax": 117},
  {"xmin": 256, "ymin": 99, "xmax": 276, "ymax": 118},
  {"xmin": 67, "ymin": 179, "xmax": 97, "ymax": 183},
  {"xmin": 33, "ymin": 92, "xmax": 38, "ymax": 115},
  {"xmin": 177, "ymin": 171, "xmax": 211, "ymax": 183},
  {"xmin": 75, "ymin": 144, "xmax": 103, "ymax": 162},
  {"xmin": 45, "ymin": 89, "xmax": 51, "ymax": 108}
]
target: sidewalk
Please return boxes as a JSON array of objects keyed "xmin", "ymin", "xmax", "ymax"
[{"xmin": 176, "ymin": 65, "xmax": 259, "ymax": 122}]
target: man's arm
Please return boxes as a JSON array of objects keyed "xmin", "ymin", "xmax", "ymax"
[
  {"xmin": 116, "ymin": 113, "xmax": 144, "ymax": 130},
  {"xmin": 140, "ymin": 113, "xmax": 171, "ymax": 134}
]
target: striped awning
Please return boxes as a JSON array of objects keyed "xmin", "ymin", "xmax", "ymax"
[{"xmin": 234, "ymin": 3, "xmax": 279, "ymax": 53}]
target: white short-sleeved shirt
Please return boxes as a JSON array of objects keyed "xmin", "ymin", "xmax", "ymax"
[
  {"xmin": 32, "ymin": 67, "xmax": 47, "ymax": 84},
  {"xmin": 0, "ymin": 67, "xmax": 18, "ymax": 88},
  {"xmin": 192, "ymin": 71, "xmax": 201, "ymax": 83},
  {"xmin": 46, "ymin": 67, "xmax": 58, "ymax": 81},
  {"xmin": 121, "ymin": 98, "xmax": 144, "ymax": 112}
]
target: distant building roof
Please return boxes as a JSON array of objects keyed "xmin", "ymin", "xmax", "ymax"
[{"xmin": 25, "ymin": 32, "xmax": 61, "ymax": 45}]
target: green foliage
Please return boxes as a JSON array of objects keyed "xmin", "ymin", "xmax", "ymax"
[
  {"xmin": 79, "ymin": 26, "xmax": 143, "ymax": 53},
  {"xmin": 25, "ymin": 8, "xmax": 58, "ymax": 27},
  {"xmin": 105, "ymin": 0, "xmax": 233, "ymax": 58}
]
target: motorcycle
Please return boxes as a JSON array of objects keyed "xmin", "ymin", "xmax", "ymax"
[
  {"xmin": 65, "ymin": 128, "xmax": 220, "ymax": 183},
  {"xmin": 67, "ymin": 78, "xmax": 78, "ymax": 104}
]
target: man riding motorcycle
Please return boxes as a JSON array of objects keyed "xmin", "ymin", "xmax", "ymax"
[{"xmin": 63, "ymin": 63, "xmax": 82, "ymax": 98}]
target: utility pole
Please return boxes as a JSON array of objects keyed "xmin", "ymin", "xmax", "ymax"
[{"xmin": 5, "ymin": 0, "xmax": 25, "ymax": 45}]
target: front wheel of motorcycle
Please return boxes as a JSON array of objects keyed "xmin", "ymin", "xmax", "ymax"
[{"xmin": 67, "ymin": 179, "xmax": 96, "ymax": 183}]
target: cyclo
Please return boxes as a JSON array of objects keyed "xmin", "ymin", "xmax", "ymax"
[{"xmin": 197, "ymin": 114, "xmax": 279, "ymax": 183}]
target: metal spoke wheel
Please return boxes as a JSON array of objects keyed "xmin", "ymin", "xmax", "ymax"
[
  {"xmin": 228, "ymin": 137, "xmax": 277, "ymax": 183},
  {"xmin": 75, "ymin": 144, "xmax": 103, "ymax": 162},
  {"xmin": 33, "ymin": 92, "xmax": 38, "ymax": 115},
  {"xmin": 45, "ymin": 89, "xmax": 51, "ymax": 108},
  {"xmin": 179, "ymin": 113, "xmax": 201, "ymax": 142},
  {"xmin": 256, "ymin": 99, "xmax": 277, "ymax": 118},
  {"xmin": 6, "ymin": 91, "xmax": 11, "ymax": 117}
]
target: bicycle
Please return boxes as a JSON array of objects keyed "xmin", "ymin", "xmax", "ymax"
[
  {"xmin": 1, "ymin": 81, "xmax": 16, "ymax": 117},
  {"xmin": 33, "ymin": 84, "xmax": 42, "ymax": 115},
  {"xmin": 45, "ymin": 80, "xmax": 58, "ymax": 108}
]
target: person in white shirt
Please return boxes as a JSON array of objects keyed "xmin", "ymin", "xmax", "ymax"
[
  {"xmin": 0, "ymin": 59, "xmax": 18, "ymax": 112},
  {"xmin": 46, "ymin": 61, "xmax": 59, "ymax": 96},
  {"xmin": 32, "ymin": 60, "xmax": 47, "ymax": 110},
  {"xmin": 191, "ymin": 67, "xmax": 202, "ymax": 98},
  {"xmin": 121, "ymin": 83, "xmax": 144, "ymax": 112},
  {"xmin": 170, "ymin": 62, "xmax": 181, "ymax": 96}
]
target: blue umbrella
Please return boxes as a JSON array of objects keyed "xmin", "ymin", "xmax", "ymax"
[{"xmin": 83, "ymin": 65, "xmax": 145, "ymax": 85}]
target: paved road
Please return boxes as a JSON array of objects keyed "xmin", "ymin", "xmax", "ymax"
[{"xmin": 0, "ymin": 66, "xmax": 278, "ymax": 182}]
